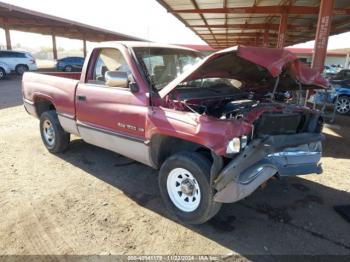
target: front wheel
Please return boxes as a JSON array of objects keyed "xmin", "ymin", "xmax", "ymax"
[
  {"xmin": 335, "ymin": 96, "xmax": 350, "ymax": 115},
  {"xmin": 40, "ymin": 110, "xmax": 70, "ymax": 153},
  {"xmin": 159, "ymin": 152, "xmax": 222, "ymax": 224},
  {"xmin": 0, "ymin": 68, "xmax": 6, "ymax": 80}
]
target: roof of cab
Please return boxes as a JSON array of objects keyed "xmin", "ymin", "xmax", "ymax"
[{"xmin": 96, "ymin": 41, "xmax": 198, "ymax": 52}]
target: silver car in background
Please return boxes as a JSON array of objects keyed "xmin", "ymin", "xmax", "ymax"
[{"xmin": 0, "ymin": 50, "xmax": 37, "ymax": 75}]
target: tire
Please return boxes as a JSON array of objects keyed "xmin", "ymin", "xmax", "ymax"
[
  {"xmin": 15, "ymin": 64, "xmax": 29, "ymax": 75},
  {"xmin": 159, "ymin": 151, "xmax": 222, "ymax": 224},
  {"xmin": 64, "ymin": 65, "xmax": 73, "ymax": 72},
  {"xmin": 0, "ymin": 68, "xmax": 6, "ymax": 80},
  {"xmin": 335, "ymin": 96, "xmax": 350, "ymax": 115},
  {"xmin": 40, "ymin": 110, "xmax": 70, "ymax": 153}
]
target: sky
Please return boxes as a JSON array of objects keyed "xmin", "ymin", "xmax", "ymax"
[{"xmin": 0, "ymin": 0, "xmax": 349, "ymax": 51}]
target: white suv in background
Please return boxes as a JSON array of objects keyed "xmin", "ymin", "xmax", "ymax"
[{"xmin": 0, "ymin": 50, "xmax": 37, "ymax": 75}]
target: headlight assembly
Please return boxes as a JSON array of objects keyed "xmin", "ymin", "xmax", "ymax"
[{"xmin": 226, "ymin": 137, "xmax": 241, "ymax": 154}]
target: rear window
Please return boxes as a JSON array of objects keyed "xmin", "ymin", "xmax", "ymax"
[{"xmin": 25, "ymin": 53, "xmax": 34, "ymax": 58}]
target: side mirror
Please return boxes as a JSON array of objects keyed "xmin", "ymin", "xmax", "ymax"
[
  {"xmin": 129, "ymin": 81, "xmax": 139, "ymax": 93},
  {"xmin": 105, "ymin": 71, "xmax": 128, "ymax": 88}
]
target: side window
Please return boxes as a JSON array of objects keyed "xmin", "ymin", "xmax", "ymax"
[
  {"xmin": 0, "ymin": 52, "xmax": 12, "ymax": 58},
  {"xmin": 14, "ymin": 52, "xmax": 22, "ymax": 58},
  {"xmin": 88, "ymin": 48, "xmax": 131, "ymax": 87}
]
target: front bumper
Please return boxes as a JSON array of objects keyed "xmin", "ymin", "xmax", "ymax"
[{"xmin": 213, "ymin": 133, "xmax": 324, "ymax": 203}]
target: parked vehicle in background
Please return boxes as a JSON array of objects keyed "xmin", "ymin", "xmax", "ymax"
[
  {"xmin": 0, "ymin": 61, "xmax": 10, "ymax": 80},
  {"xmin": 332, "ymin": 83, "xmax": 350, "ymax": 115},
  {"xmin": 314, "ymin": 82, "xmax": 350, "ymax": 115},
  {"xmin": 56, "ymin": 57, "xmax": 85, "ymax": 72},
  {"xmin": 22, "ymin": 42, "xmax": 327, "ymax": 224},
  {"xmin": 330, "ymin": 69, "xmax": 350, "ymax": 82},
  {"xmin": 0, "ymin": 50, "xmax": 37, "ymax": 75},
  {"xmin": 323, "ymin": 65, "xmax": 338, "ymax": 77}
]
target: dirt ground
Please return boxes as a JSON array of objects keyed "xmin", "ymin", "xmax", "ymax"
[{"xmin": 0, "ymin": 78, "xmax": 350, "ymax": 257}]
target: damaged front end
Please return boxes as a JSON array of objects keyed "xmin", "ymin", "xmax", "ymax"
[
  {"xmin": 213, "ymin": 133, "xmax": 323, "ymax": 203},
  {"xmin": 139, "ymin": 45, "xmax": 328, "ymax": 204},
  {"xmin": 211, "ymin": 104, "xmax": 325, "ymax": 203}
]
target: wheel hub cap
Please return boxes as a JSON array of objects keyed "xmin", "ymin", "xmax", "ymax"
[
  {"xmin": 336, "ymin": 98, "xmax": 350, "ymax": 113},
  {"xmin": 166, "ymin": 168, "xmax": 201, "ymax": 212},
  {"xmin": 180, "ymin": 178, "xmax": 195, "ymax": 195},
  {"xmin": 43, "ymin": 120, "xmax": 55, "ymax": 146}
]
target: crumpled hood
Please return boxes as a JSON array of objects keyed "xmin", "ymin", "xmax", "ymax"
[{"xmin": 159, "ymin": 45, "xmax": 328, "ymax": 98}]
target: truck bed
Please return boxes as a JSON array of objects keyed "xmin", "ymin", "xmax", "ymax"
[{"xmin": 22, "ymin": 72, "xmax": 80, "ymax": 118}]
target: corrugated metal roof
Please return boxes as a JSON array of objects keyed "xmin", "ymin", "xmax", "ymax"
[
  {"xmin": 0, "ymin": 2, "xmax": 144, "ymax": 42},
  {"xmin": 157, "ymin": 0, "xmax": 350, "ymax": 49}
]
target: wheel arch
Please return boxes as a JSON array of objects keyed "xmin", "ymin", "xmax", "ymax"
[
  {"xmin": 33, "ymin": 96, "xmax": 57, "ymax": 117},
  {"xmin": 15, "ymin": 63, "xmax": 29, "ymax": 70},
  {"xmin": 149, "ymin": 134, "xmax": 213, "ymax": 168}
]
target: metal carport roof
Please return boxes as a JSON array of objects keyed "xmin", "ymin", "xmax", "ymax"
[
  {"xmin": 0, "ymin": 2, "xmax": 144, "ymax": 42},
  {"xmin": 156, "ymin": 0, "xmax": 350, "ymax": 49}
]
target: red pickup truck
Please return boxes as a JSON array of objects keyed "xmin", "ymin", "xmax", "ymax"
[{"xmin": 22, "ymin": 42, "xmax": 327, "ymax": 224}]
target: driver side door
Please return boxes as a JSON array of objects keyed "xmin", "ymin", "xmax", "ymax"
[{"xmin": 75, "ymin": 48, "xmax": 151, "ymax": 165}]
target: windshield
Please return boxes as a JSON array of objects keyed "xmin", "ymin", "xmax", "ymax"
[{"xmin": 133, "ymin": 47, "xmax": 203, "ymax": 90}]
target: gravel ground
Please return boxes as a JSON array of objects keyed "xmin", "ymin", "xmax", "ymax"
[{"xmin": 0, "ymin": 79, "xmax": 350, "ymax": 257}]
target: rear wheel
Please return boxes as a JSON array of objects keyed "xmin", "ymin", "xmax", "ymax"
[
  {"xmin": 159, "ymin": 152, "xmax": 222, "ymax": 224},
  {"xmin": 64, "ymin": 65, "xmax": 73, "ymax": 72},
  {"xmin": 40, "ymin": 110, "xmax": 70, "ymax": 153},
  {"xmin": 15, "ymin": 64, "xmax": 28, "ymax": 75},
  {"xmin": 0, "ymin": 68, "xmax": 5, "ymax": 80},
  {"xmin": 335, "ymin": 96, "xmax": 350, "ymax": 115}
]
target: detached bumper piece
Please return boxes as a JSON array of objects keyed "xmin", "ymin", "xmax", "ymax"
[{"xmin": 213, "ymin": 133, "xmax": 324, "ymax": 203}]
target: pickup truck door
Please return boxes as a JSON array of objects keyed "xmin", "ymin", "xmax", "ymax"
[{"xmin": 75, "ymin": 48, "xmax": 151, "ymax": 166}]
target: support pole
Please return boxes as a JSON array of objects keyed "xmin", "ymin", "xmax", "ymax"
[
  {"xmin": 83, "ymin": 36, "xmax": 87, "ymax": 57},
  {"xmin": 305, "ymin": 0, "xmax": 334, "ymax": 107},
  {"xmin": 311, "ymin": 0, "xmax": 335, "ymax": 73},
  {"xmin": 276, "ymin": 13, "xmax": 288, "ymax": 48},
  {"xmin": 52, "ymin": 34, "xmax": 57, "ymax": 60},
  {"xmin": 255, "ymin": 34, "xmax": 259, "ymax": 46},
  {"xmin": 344, "ymin": 53, "xmax": 350, "ymax": 69},
  {"xmin": 4, "ymin": 25, "xmax": 11, "ymax": 50},
  {"xmin": 263, "ymin": 29, "xmax": 269, "ymax": 47}
]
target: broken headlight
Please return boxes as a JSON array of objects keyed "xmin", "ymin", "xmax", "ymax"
[
  {"xmin": 226, "ymin": 137, "xmax": 241, "ymax": 154},
  {"xmin": 226, "ymin": 136, "xmax": 249, "ymax": 155}
]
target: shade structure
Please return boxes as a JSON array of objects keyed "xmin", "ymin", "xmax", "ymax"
[
  {"xmin": 156, "ymin": 0, "xmax": 350, "ymax": 49},
  {"xmin": 0, "ymin": 2, "xmax": 145, "ymax": 43}
]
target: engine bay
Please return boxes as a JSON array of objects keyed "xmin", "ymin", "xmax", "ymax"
[{"xmin": 162, "ymin": 82, "xmax": 324, "ymax": 138}]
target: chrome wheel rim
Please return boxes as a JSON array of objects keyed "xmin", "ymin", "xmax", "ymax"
[
  {"xmin": 0, "ymin": 70, "xmax": 4, "ymax": 79},
  {"xmin": 336, "ymin": 97, "xmax": 350, "ymax": 114},
  {"xmin": 65, "ymin": 66, "xmax": 72, "ymax": 72},
  {"xmin": 167, "ymin": 168, "xmax": 201, "ymax": 212},
  {"xmin": 43, "ymin": 120, "xmax": 55, "ymax": 146}
]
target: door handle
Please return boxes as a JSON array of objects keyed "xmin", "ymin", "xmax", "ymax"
[{"xmin": 77, "ymin": 95, "xmax": 86, "ymax": 101}]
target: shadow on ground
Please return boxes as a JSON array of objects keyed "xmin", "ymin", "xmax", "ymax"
[
  {"xmin": 54, "ymin": 137, "xmax": 350, "ymax": 256},
  {"xmin": 0, "ymin": 76, "xmax": 22, "ymax": 110},
  {"xmin": 323, "ymin": 114, "xmax": 350, "ymax": 159}
]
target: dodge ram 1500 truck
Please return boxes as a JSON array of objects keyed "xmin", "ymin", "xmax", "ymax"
[{"xmin": 22, "ymin": 42, "xmax": 327, "ymax": 224}]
